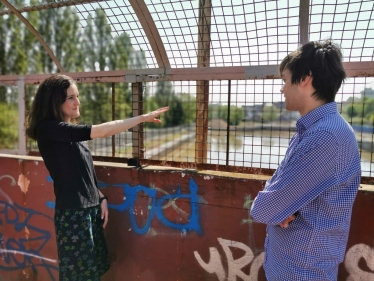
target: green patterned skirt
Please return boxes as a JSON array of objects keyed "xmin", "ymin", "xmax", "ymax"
[{"xmin": 54, "ymin": 205, "xmax": 110, "ymax": 281}]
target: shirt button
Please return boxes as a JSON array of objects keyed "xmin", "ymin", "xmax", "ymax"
[{"xmin": 266, "ymin": 233, "xmax": 268, "ymax": 236}]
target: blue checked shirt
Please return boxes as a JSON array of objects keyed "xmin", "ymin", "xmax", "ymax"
[{"xmin": 250, "ymin": 102, "xmax": 361, "ymax": 281}]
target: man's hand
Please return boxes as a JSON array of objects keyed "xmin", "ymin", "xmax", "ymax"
[{"xmin": 280, "ymin": 214, "xmax": 296, "ymax": 228}]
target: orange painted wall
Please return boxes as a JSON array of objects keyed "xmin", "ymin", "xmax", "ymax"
[{"xmin": 0, "ymin": 155, "xmax": 373, "ymax": 280}]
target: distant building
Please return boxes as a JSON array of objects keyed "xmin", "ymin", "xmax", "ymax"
[
  {"xmin": 242, "ymin": 104, "xmax": 265, "ymax": 121},
  {"xmin": 242, "ymin": 101, "xmax": 300, "ymax": 122}
]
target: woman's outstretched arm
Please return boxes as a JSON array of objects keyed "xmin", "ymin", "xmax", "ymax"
[{"xmin": 90, "ymin": 107, "xmax": 169, "ymax": 139}]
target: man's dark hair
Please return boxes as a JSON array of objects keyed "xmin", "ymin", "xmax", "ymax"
[
  {"xmin": 279, "ymin": 39, "xmax": 346, "ymax": 103},
  {"xmin": 26, "ymin": 74, "xmax": 75, "ymax": 140}
]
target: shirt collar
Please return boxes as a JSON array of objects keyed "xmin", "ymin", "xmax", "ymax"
[{"xmin": 296, "ymin": 102, "xmax": 338, "ymax": 135}]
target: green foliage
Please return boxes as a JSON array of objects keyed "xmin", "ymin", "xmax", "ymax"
[
  {"xmin": 208, "ymin": 104, "xmax": 244, "ymax": 126},
  {"xmin": 24, "ymin": 0, "xmax": 42, "ymax": 74},
  {"xmin": 114, "ymin": 84, "xmax": 132, "ymax": 120},
  {"xmin": 0, "ymin": 103, "xmax": 18, "ymax": 149},
  {"xmin": 342, "ymin": 95, "xmax": 374, "ymax": 125},
  {"xmin": 151, "ymin": 81, "xmax": 184, "ymax": 127},
  {"xmin": 78, "ymin": 9, "xmax": 133, "ymax": 124},
  {"xmin": 55, "ymin": 8, "xmax": 82, "ymax": 72},
  {"xmin": 262, "ymin": 104, "xmax": 280, "ymax": 122},
  {"xmin": 7, "ymin": 0, "xmax": 27, "ymax": 75},
  {"xmin": 346, "ymin": 104, "xmax": 358, "ymax": 118},
  {"xmin": 180, "ymin": 93, "xmax": 196, "ymax": 124},
  {"xmin": 109, "ymin": 33, "xmax": 132, "ymax": 71},
  {"xmin": 155, "ymin": 81, "xmax": 174, "ymax": 107}
]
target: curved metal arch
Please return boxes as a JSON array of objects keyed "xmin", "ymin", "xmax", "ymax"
[
  {"xmin": 0, "ymin": 0, "xmax": 64, "ymax": 72},
  {"xmin": 128, "ymin": 0, "xmax": 170, "ymax": 69},
  {"xmin": 0, "ymin": 0, "xmax": 99, "ymax": 16}
]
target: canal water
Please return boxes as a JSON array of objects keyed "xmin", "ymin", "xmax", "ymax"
[{"xmin": 208, "ymin": 131, "xmax": 374, "ymax": 177}]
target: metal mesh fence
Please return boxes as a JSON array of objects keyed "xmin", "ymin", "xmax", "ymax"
[
  {"xmin": 0, "ymin": 85, "xmax": 19, "ymax": 152},
  {"xmin": 1, "ymin": 0, "xmax": 373, "ymax": 68},
  {"xmin": 1, "ymin": 0, "xmax": 374, "ymax": 179},
  {"xmin": 72, "ymin": 0, "xmax": 302, "ymax": 68},
  {"xmin": 310, "ymin": 0, "xmax": 374, "ymax": 62},
  {"xmin": 25, "ymin": 77, "xmax": 374, "ymax": 177}
]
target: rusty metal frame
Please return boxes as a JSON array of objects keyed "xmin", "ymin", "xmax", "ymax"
[
  {"xmin": 299, "ymin": 0, "xmax": 310, "ymax": 45},
  {"xmin": 0, "ymin": 62, "xmax": 373, "ymax": 86},
  {"xmin": 0, "ymin": 0, "xmax": 64, "ymax": 72},
  {"xmin": 17, "ymin": 76, "xmax": 26, "ymax": 155},
  {"xmin": 0, "ymin": 0, "xmax": 101, "ymax": 16},
  {"xmin": 131, "ymin": 82, "xmax": 144, "ymax": 159},
  {"xmin": 0, "ymin": 0, "xmax": 170, "ymax": 72},
  {"xmin": 128, "ymin": 0, "xmax": 170, "ymax": 69},
  {"xmin": 195, "ymin": 0, "xmax": 212, "ymax": 164}
]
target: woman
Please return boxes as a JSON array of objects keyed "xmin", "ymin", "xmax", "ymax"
[{"xmin": 26, "ymin": 74, "xmax": 168, "ymax": 281}]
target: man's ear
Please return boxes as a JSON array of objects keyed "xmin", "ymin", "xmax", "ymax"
[{"xmin": 300, "ymin": 75, "xmax": 312, "ymax": 87}]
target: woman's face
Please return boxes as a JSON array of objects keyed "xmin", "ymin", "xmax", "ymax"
[{"xmin": 61, "ymin": 84, "xmax": 81, "ymax": 122}]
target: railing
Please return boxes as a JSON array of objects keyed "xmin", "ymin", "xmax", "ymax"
[{"xmin": 1, "ymin": 71, "xmax": 372, "ymax": 182}]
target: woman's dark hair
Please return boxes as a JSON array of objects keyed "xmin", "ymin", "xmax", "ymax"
[
  {"xmin": 279, "ymin": 39, "xmax": 346, "ymax": 103},
  {"xmin": 26, "ymin": 74, "xmax": 75, "ymax": 140}
]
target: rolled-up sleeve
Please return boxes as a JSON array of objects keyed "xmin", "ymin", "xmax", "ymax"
[{"xmin": 250, "ymin": 130, "xmax": 338, "ymax": 225}]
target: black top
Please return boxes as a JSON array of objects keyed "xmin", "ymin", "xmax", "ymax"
[{"xmin": 36, "ymin": 120, "xmax": 100, "ymax": 210}]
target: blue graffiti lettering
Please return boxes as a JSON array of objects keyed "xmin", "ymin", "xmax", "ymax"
[
  {"xmin": 108, "ymin": 178, "xmax": 202, "ymax": 235},
  {"xmin": 45, "ymin": 175, "xmax": 203, "ymax": 235},
  {"xmin": 0, "ymin": 200, "xmax": 58, "ymax": 280},
  {"xmin": 155, "ymin": 180, "xmax": 201, "ymax": 235}
]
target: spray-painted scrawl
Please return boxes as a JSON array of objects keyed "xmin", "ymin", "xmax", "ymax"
[
  {"xmin": 108, "ymin": 178, "xmax": 202, "ymax": 235},
  {"xmin": 0, "ymin": 175, "xmax": 58, "ymax": 280},
  {"xmin": 194, "ymin": 238, "xmax": 264, "ymax": 281},
  {"xmin": 47, "ymin": 177, "xmax": 203, "ymax": 235},
  {"xmin": 345, "ymin": 243, "xmax": 374, "ymax": 280}
]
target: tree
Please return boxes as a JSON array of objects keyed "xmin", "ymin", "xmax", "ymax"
[
  {"xmin": 228, "ymin": 105, "xmax": 244, "ymax": 126},
  {"xmin": 180, "ymin": 93, "xmax": 196, "ymax": 124},
  {"xmin": 164, "ymin": 96, "xmax": 184, "ymax": 127},
  {"xmin": 79, "ymin": 9, "xmax": 113, "ymax": 124},
  {"xmin": 155, "ymin": 81, "xmax": 174, "ymax": 107},
  {"xmin": 363, "ymin": 98, "xmax": 374, "ymax": 118},
  {"xmin": 0, "ymin": 103, "xmax": 18, "ymax": 149},
  {"xmin": 153, "ymin": 81, "xmax": 186, "ymax": 127},
  {"xmin": 55, "ymin": 7, "xmax": 82, "ymax": 72},
  {"xmin": 346, "ymin": 104, "xmax": 358, "ymax": 118},
  {"xmin": 208, "ymin": 104, "xmax": 244, "ymax": 126},
  {"xmin": 7, "ymin": 0, "xmax": 27, "ymax": 75},
  {"xmin": 24, "ymin": 0, "xmax": 41, "ymax": 74},
  {"xmin": 38, "ymin": 7, "xmax": 56, "ymax": 73},
  {"xmin": 262, "ymin": 104, "xmax": 279, "ymax": 122},
  {"xmin": 109, "ymin": 33, "xmax": 133, "ymax": 119},
  {"xmin": 83, "ymin": 9, "xmax": 112, "ymax": 72}
]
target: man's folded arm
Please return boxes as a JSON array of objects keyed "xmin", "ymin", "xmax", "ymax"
[{"xmin": 250, "ymin": 131, "xmax": 338, "ymax": 225}]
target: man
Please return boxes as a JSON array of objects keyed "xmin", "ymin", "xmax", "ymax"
[{"xmin": 250, "ymin": 39, "xmax": 361, "ymax": 281}]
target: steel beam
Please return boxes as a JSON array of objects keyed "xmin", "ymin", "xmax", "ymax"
[
  {"xmin": 128, "ymin": 0, "xmax": 170, "ymax": 69},
  {"xmin": 17, "ymin": 77, "xmax": 26, "ymax": 155},
  {"xmin": 0, "ymin": 0, "xmax": 103, "ymax": 15},
  {"xmin": 0, "ymin": 0, "xmax": 64, "ymax": 72},
  {"xmin": 0, "ymin": 62, "xmax": 373, "ymax": 86},
  {"xmin": 195, "ymin": 0, "xmax": 212, "ymax": 164},
  {"xmin": 299, "ymin": 0, "xmax": 310, "ymax": 44},
  {"xmin": 131, "ymin": 82, "xmax": 144, "ymax": 159}
]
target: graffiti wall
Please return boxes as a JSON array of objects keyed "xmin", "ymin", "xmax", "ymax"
[{"xmin": 0, "ymin": 154, "xmax": 373, "ymax": 280}]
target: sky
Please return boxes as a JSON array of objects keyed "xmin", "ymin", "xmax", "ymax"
[
  {"xmin": 70, "ymin": 0, "xmax": 374, "ymax": 103},
  {"xmin": 5, "ymin": 0, "xmax": 372, "ymax": 102}
]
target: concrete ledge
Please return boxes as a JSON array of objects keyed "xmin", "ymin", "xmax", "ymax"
[{"xmin": 1, "ymin": 153, "xmax": 372, "ymax": 191}]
